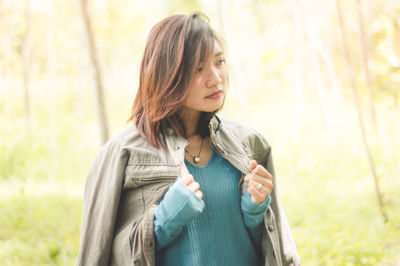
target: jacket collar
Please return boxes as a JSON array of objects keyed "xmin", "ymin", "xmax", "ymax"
[{"xmin": 208, "ymin": 114, "xmax": 221, "ymax": 134}]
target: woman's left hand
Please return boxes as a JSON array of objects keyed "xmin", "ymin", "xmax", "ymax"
[{"xmin": 244, "ymin": 160, "xmax": 274, "ymax": 204}]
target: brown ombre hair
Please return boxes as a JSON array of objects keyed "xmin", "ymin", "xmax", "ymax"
[{"xmin": 128, "ymin": 12, "xmax": 225, "ymax": 149}]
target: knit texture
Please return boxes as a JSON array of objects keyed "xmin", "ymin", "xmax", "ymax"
[{"xmin": 154, "ymin": 148, "xmax": 269, "ymax": 266}]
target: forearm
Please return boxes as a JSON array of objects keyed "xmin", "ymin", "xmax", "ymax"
[
  {"xmin": 241, "ymin": 191, "xmax": 271, "ymax": 228},
  {"xmin": 154, "ymin": 179, "xmax": 204, "ymax": 250}
]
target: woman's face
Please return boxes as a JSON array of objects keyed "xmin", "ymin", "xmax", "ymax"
[{"xmin": 183, "ymin": 41, "xmax": 227, "ymax": 113}]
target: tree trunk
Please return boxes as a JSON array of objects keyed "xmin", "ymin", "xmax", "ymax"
[
  {"xmin": 293, "ymin": 0, "xmax": 305, "ymax": 135},
  {"xmin": 46, "ymin": 0, "xmax": 58, "ymax": 180},
  {"xmin": 81, "ymin": 0, "xmax": 109, "ymax": 144},
  {"xmin": 336, "ymin": 0, "xmax": 387, "ymax": 222},
  {"xmin": 21, "ymin": 0, "xmax": 32, "ymax": 130},
  {"xmin": 357, "ymin": 0, "xmax": 378, "ymax": 132},
  {"xmin": 392, "ymin": 15, "xmax": 400, "ymax": 108}
]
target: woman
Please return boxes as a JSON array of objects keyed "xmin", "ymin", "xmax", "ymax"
[{"xmin": 77, "ymin": 12, "xmax": 300, "ymax": 266}]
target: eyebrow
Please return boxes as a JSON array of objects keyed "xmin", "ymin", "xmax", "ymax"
[{"xmin": 214, "ymin": 51, "xmax": 224, "ymax": 57}]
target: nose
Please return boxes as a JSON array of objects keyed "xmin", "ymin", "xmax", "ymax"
[{"xmin": 206, "ymin": 66, "xmax": 223, "ymax": 88}]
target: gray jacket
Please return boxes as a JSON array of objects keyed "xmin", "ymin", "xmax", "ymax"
[{"xmin": 77, "ymin": 115, "xmax": 300, "ymax": 266}]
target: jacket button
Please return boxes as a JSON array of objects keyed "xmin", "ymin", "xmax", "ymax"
[
  {"xmin": 268, "ymin": 224, "xmax": 274, "ymax": 232},
  {"xmin": 148, "ymin": 241, "xmax": 154, "ymax": 247},
  {"xmin": 133, "ymin": 259, "xmax": 141, "ymax": 265},
  {"xmin": 175, "ymin": 146, "xmax": 180, "ymax": 150}
]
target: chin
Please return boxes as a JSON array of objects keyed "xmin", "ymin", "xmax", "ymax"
[
  {"xmin": 203, "ymin": 100, "xmax": 224, "ymax": 112},
  {"xmin": 203, "ymin": 105, "xmax": 222, "ymax": 113}
]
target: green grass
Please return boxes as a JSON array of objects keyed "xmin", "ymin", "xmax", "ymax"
[
  {"xmin": 0, "ymin": 86, "xmax": 399, "ymax": 265},
  {"xmin": 0, "ymin": 194, "xmax": 82, "ymax": 266}
]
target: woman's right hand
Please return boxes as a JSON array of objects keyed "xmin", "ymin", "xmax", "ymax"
[
  {"xmin": 180, "ymin": 158, "xmax": 203, "ymax": 200},
  {"xmin": 181, "ymin": 173, "xmax": 203, "ymax": 200}
]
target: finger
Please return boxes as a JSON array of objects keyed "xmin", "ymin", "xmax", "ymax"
[
  {"xmin": 252, "ymin": 164, "xmax": 272, "ymax": 179},
  {"xmin": 180, "ymin": 161, "xmax": 190, "ymax": 176},
  {"xmin": 195, "ymin": 190, "xmax": 203, "ymax": 199},
  {"xmin": 249, "ymin": 179, "xmax": 274, "ymax": 194},
  {"xmin": 187, "ymin": 181, "xmax": 200, "ymax": 192},
  {"xmin": 180, "ymin": 174, "xmax": 194, "ymax": 186},
  {"xmin": 248, "ymin": 186, "xmax": 267, "ymax": 204},
  {"xmin": 250, "ymin": 169, "xmax": 273, "ymax": 183},
  {"xmin": 243, "ymin": 172, "xmax": 253, "ymax": 182},
  {"xmin": 248, "ymin": 160, "xmax": 257, "ymax": 171},
  {"xmin": 248, "ymin": 179, "xmax": 273, "ymax": 194},
  {"xmin": 250, "ymin": 174, "xmax": 273, "ymax": 189},
  {"xmin": 248, "ymin": 178, "xmax": 260, "ymax": 189}
]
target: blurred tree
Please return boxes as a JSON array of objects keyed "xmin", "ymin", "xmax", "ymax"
[
  {"xmin": 337, "ymin": 0, "xmax": 387, "ymax": 222},
  {"xmin": 81, "ymin": 0, "xmax": 109, "ymax": 144},
  {"xmin": 21, "ymin": 0, "xmax": 31, "ymax": 129},
  {"xmin": 357, "ymin": 0, "xmax": 378, "ymax": 132},
  {"xmin": 293, "ymin": 0, "xmax": 305, "ymax": 134},
  {"xmin": 46, "ymin": 0, "xmax": 58, "ymax": 180}
]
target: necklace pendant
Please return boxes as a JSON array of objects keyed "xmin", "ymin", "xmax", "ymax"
[{"xmin": 194, "ymin": 156, "xmax": 200, "ymax": 164}]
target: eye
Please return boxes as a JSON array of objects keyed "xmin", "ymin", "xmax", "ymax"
[
  {"xmin": 197, "ymin": 66, "xmax": 203, "ymax": 73},
  {"xmin": 217, "ymin": 58, "xmax": 225, "ymax": 65}
]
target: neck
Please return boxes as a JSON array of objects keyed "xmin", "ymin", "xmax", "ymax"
[{"xmin": 180, "ymin": 108, "xmax": 201, "ymax": 138}]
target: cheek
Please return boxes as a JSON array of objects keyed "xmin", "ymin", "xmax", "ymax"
[
  {"xmin": 187, "ymin": 83, "xmax": 203, "ymax": 101},
  {"xmin": 222, "ymin": 71, "xmax": 228, "ymax": 83},
  {"xmin": 184, "ymin": 90, "xmax": 202, "ymax": 108}
]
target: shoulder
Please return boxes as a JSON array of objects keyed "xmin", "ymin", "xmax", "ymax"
[
  {"xmin": 98, "ymin": 124, "xmax": 177, "ymax": 166},
  {"xmin": 106, "ymin": 124, "xmax": 140, "ymax": 147},
  {"xmin": 95, "ymin": 124, "xmax": 152, "ymax": 160},
  {"xmin": 218, "ymin": 116, "xmax": 272, "ymax": 156},
  {"xmin": 102, "ymin": 124, "xmax": 156, "ymax": 151}
]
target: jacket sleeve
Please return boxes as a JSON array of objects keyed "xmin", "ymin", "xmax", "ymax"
[{"xmin": 77, "ymin": 140, "xmax": 129, "ymax": 266}]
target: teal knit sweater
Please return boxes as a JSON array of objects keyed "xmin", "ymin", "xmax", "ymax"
[{"xmin": 154, "ymin": 148, "xmax": 271, "ymax": 266}]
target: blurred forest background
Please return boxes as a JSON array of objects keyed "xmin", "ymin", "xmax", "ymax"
[{"xmin": 0, "ymin": 0, "xmax": 399, "ymax": 265}]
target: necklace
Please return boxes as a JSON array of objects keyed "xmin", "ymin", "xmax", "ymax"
[{"xmin": 185, "ymin": 137, "xmax": 204, "ymax": 164}]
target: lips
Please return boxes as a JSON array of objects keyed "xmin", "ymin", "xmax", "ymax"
[{"xmin": 206, "ymin": 90, "xmax": 223, "ymax": 99}]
